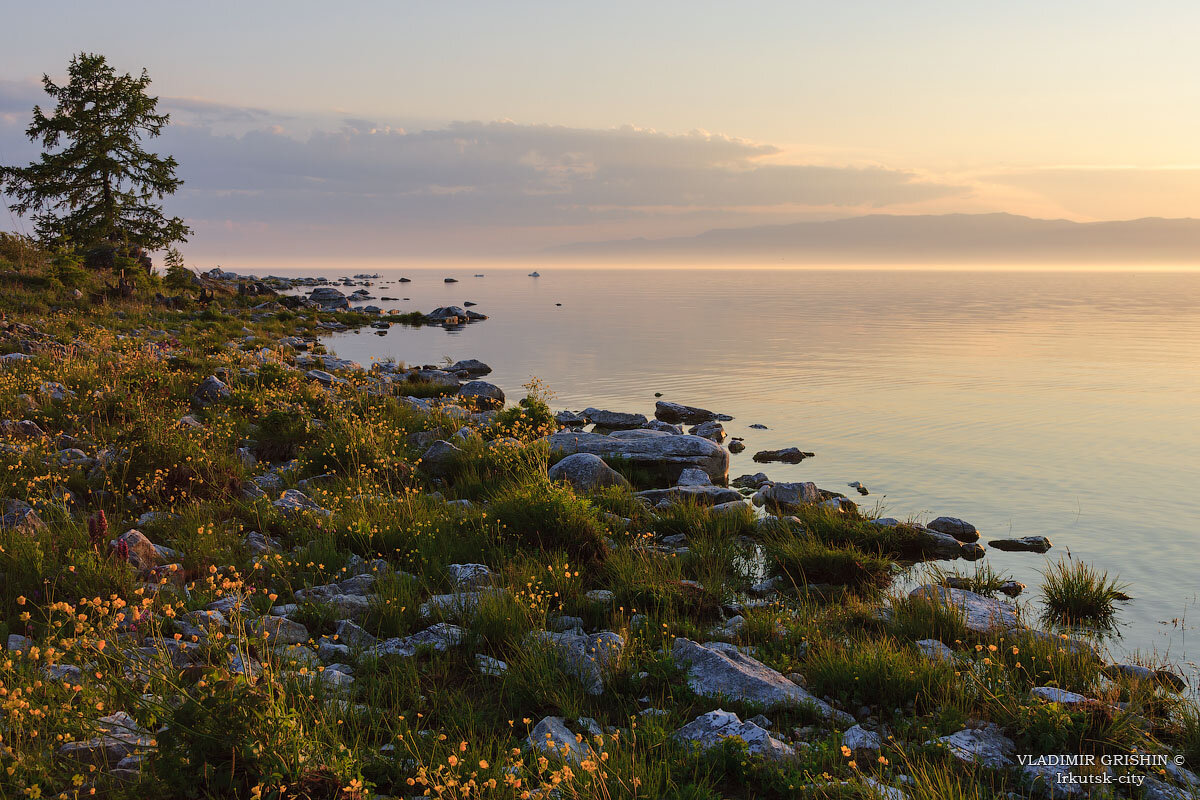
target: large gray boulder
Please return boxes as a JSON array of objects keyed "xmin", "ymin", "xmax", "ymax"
[
  {"xmin": 547, "ymin": 431, "xmax": 729, "ymax": 485},
  {"xmin": 548, "ymin": 453, "xmax": 631, "ymax": 492},
  {"xmin": 675, "ymin": 709, "xmax": 795, "ymax": 760},
  {"xmin": 908, "ymin": 585, "xmax": 1019, "ymax": 633},
  {"xmin": 672, "ymin": 638, "xmax": 850, "ymax": 722}
]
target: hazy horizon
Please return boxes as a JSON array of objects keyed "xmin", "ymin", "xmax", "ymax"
[{"xmin": 4, "ymin": 1, "xmax": 1200, "ymax": 266}]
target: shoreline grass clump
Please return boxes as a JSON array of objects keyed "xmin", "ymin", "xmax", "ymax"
[{"xmin": 1039, "ymin": 557, "xmax": 1130, "ymax": 628}]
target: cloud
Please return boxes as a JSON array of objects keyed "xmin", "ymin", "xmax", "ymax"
[{"xmin": 1, "ymin": 90, "xmax": 966, "ymax": 260}]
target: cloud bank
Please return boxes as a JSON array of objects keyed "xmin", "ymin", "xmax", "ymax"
[{"xmin": 1, "ymin": 80, "xmax": 965, "ymax": 263}]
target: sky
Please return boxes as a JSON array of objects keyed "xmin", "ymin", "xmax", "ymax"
[{"xmin": 1, "ymin": 0, "xmax": 1199, "ymax": 266}]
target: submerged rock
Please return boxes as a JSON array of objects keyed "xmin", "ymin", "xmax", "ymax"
[
  {"xmin": 752, "ymin": 447, "xmax": 813, "ymax": 464},
  {"xmin": 988, "ymin": 536, "xmax": 1052, "ymax": 553},
  {"xmin": 654, "ymin": 401, "xmax": 731, "ymax": 425}
]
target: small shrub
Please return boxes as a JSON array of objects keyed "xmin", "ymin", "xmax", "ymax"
[
  {"xmin": 1039, "ymin": 559, "xmax": 1129, "ymax": 627},
  {"xmin": 766, "ymin": 532, "xmax": 894, "ymax": 592},
  {"xmin": 487, "ymin": 478, "xmax": 609, "ymax": 565}
]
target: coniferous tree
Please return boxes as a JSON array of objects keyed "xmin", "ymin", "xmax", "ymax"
[{"xmin": 0, "ymin": 53, "xmax": 191, "ymax": 260}]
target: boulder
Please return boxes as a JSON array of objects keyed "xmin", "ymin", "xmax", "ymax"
[
  {"xmin": 654, "ymin": 401, "xmax": 731, "ymax": 425},
  {"xmin": 449, "ymin": 359, "xmax": 492, "ymax": 376},
  {"xmin": 528, "ymin": 716, "xmax": 592, "ymax": 764},
  {"xmin": 842, "ymin": 724, "xmax": 882, "ymax": 758},
  {"xmin": 334, "ymin": 619, "xmax": 377, "ymax": 649},
  {"xmin": 988, "ymin": 536, "xmax": 1052, "ymax": 553},
  {"xmin": 419, "ymin": 440, "xmax": 463, "ymax": 477},
  {"xmin": 908, "ymin": 586, "xmax": 1019, "ymax": 634},
  {"xmin": 732, "ymin": 473, "xmax": 771, "ymax": 490},
  {"xmin": 192, "ymin": 375, "xmax": 231, "ymax": 406},
  {"xmin": 309, "ymin": 287, "xmax": 349, "ymax": 308},
  {"xmin": 419, "ymin": 589, "xmax": 503, "ymax": 621},
  {"xmin": 688, "ymin": 420, "xmax": 726, "ymax": 443},
  {"xmin": 675, "ymin": 709, "xmax": 795, "ymax": 760},
  {"xmin": 529, "ymin": 630, "xmax": 624, "ymax": 695},
  {"xmin": 752, "ymin": 447, "xmax": 813, "ymax": 464},
  {"xmin": 917, "ymin": 528, "xmax": 971, "ymax": 559},
  {"xmin": 555, "ymin": 410, "xmax": 589, "ymax": 427},
  {"xmin": 675, "ymin": 467, "xmax": 712, "ymax": 486},
  {"xmin": 636, "ymin": 485, "xmax": 743, "ymax": 506},
  {"xmin": 548, "ymin": 453, "xmax": 631, "ymax": 492},
  {"xmin": 672, "ymin": 638, "xmax": 850, "ymax": 722},
  {"xmin": 927, "ymin": 516, "xmax": 979, "ymax": 543},
  {"xmin": 58, "ymin": 712, "xmax": 155, "ymax": 764},
  {"xmin": 928, "ymin": 722, "xmax": 1015, "ymax": 769},
  {"xmin": 110, "ymin": 530, "xmax": 163, "ymax": 571},
  {"xmin": 753, "ymin": 481, "xmax": 821, "ymax": 510},
  {"xmin": 547, "ymin": 431, "xmax": 729, "ymax": 485},
  {"xmin": 255, "ymin": 616, "xmax": 310, "ymax": 645},
  {"xmin": 458, "ymin": 380, "xmax": 505, "ymax": 409},
  {"xmin": 1, "ymin": 498, "xmax": 45, "ymax": 533},
  {"xmin": 272, "ymin": 489, "xmax": 331, "ymax": 518},
  {"xmin": 447, "ymin": 563, "xmax": 494, "ymax": 590},
  {"xmin": 915, "ymin": 639, "xmax": 954, "ymax": 662},
  {"xmin": 375, "ymin": 623, "xmax": 465, "ymax": 657},
  {"xmin": 644, "ymin": 420, "xmax": 683, "ymax": 434},
  {"xmin": 583, "ymin": 408, "xmax": 648, "ymax": 430}
]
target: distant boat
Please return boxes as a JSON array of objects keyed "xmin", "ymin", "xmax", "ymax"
[
  {"xmin": 444, "ymin": 278, "xmax": 458, "ymax": 283},
  {"xmin": 528, "ymin": 271, "xmax": 540, "ymax": 277},
  {"xmin": 474, "ymin": 274, "xmax": 485, "ymax": 277}
]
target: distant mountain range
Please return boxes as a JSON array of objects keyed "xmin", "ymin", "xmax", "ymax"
[{"xmin": 549, "ymin": 213, "xmax": 1200, "ymax": 264}]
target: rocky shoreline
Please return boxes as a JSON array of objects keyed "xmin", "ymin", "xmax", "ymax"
[{"xmin": 1, "ymin": 263, "xmax": 1197, "ymax": 799}]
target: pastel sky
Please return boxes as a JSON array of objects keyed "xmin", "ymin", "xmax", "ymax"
[{"xmin": 2, "ymin": 0, "xmax": 1199, "ymax": 265}]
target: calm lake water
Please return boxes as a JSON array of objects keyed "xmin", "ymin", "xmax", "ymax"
[{"xmin": 286, "ymin": 267, "xmax": 1200, "ymax": 669}]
